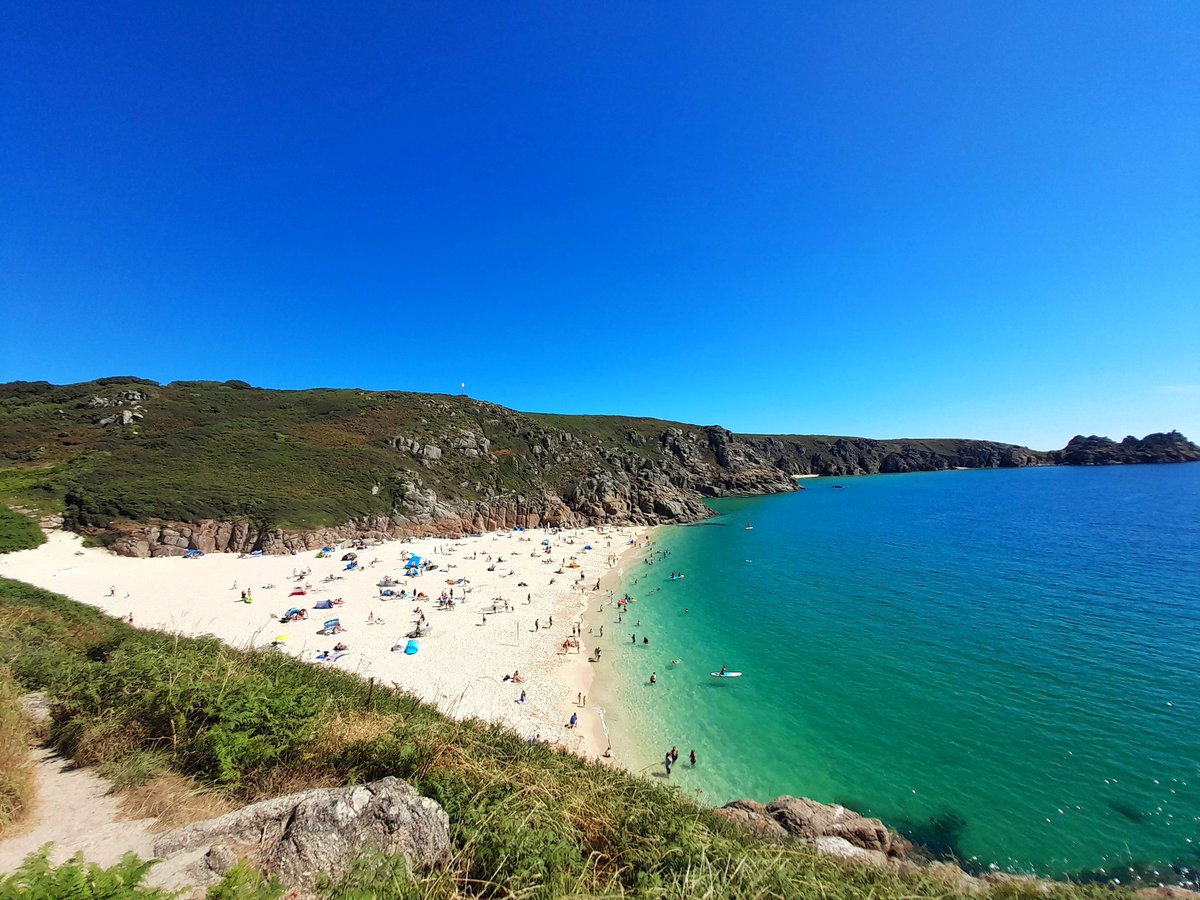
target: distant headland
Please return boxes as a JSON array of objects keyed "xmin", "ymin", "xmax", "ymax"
[{"xmin": 1, "ymin": 377, "xmax": 1196, "ymax": 557}]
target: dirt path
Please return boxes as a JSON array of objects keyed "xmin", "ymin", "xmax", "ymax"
[{"xmin": 0, "ymin": 746, "xmax": 157, "ymax": 872}]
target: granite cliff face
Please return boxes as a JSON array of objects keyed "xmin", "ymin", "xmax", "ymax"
[{"xmin": 1052, "ymin": 431, "xmax": 1200, "ymax": 466}]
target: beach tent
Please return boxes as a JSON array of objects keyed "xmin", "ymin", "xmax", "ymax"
[
  {"xmin": 541, "ymin": 540, "xmax": 551, "ymax": 546},
  {"xmin": 289, "ymin": 587, "xmax": 307, "ymax": 597},
  {"xmin": 341, "ymin": 552, "xmax": 357, "ymax": 561},
  {"xmin": 583, "ymin": 545, "xmax": 592, "ymax": 550}
]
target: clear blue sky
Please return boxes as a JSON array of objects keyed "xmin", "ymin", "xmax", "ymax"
[{"xmin": 2, "ymin": 2, "xmax": 1197, "ymax": 450}]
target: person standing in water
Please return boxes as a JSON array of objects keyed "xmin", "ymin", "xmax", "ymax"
[
  {"xmin": 689, "ymin": 748, "xmax": 697, "ymax": 767},
  {"xmin": 649, "ymin": 672, "xmax": 657, "ymax": 684}
]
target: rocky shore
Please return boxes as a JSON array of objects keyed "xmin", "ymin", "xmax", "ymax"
[{"xmin": 102, "ymin": 425, "xmax": 1198, "ymax": 558}]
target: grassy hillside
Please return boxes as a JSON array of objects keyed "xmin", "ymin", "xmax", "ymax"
[
  {"xmin": 0, "ymin": 378, "xmax": 1058, "ymax": 547},
  {"xmin": 0, "ymin": 577, "xmax": 1131, "ymax": 899},
  {"xmin": 0, "ymin": 379, "xmax": 689, "ymax": 534}
]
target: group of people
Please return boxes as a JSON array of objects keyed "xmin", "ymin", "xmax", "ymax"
[{"xmin": 663, "ymin": 746, "xmax": 697, "ymax": 775}]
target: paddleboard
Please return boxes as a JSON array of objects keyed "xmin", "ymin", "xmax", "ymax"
[{"xmin": 710, "ymin": 672, "xmax": 742, "ymax": 678}]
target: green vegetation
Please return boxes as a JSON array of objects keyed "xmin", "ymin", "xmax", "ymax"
[
  {"xmin": 0, "ymin": 507, "xmax": 43, "ymax": 554},
  {"xmin": 0, "ymin": 378, "xmax": 667, "ymax": 533},
  {"xmin": 0, "ymin": 378, "xmax": 1053, "ymax": 545},
  {"xmin": 0, "ymin": 667, "xmax": 34, "ymax": 833},
  {"xmin": 0, "ymin": 847, "xmax": 171, "ymax": 899},
  {"xmin": 0, "ymin": 577, "xmax": 1129, "ymax": 899}
]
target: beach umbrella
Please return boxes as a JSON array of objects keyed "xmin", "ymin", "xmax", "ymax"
[
  {"xmin": 541, "ymin": 540, "xmax": 551, "ymax": 546},
  {"xmin": 275, "ymin": 634, "xmax": 288, "ymax": 643}
]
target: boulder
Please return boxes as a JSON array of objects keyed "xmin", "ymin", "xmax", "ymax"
[
  {"xmin": 714, "ymin": 800, "xmax": 789, "ymax": 841},
  {"xmin": 765, "ymin": 796, "xmax": 904, "ymax": 857},
  {"xmin": 155, "ymin": 777, "xmax": 450, "ymax": 893},
  {"xmin": 813, "ymin": 835, "xmax": 889, "ymax": 868}
]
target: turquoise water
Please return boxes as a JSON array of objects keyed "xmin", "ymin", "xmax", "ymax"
[{"xmin": 594, "ymin": 464, "xmax": 1200, "ymax": 886}]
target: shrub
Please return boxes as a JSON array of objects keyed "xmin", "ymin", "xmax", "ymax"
[
  {"xmin": 0, "ymin": 846, "xmax": 171, "ymax": 898},
  {"xmin": 0, "ymin": 506, "xmax": 42, "ymax": 554}
]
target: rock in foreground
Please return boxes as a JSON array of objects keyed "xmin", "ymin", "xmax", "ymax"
[{"xmin": 155, "ymin": 777, "xmax": 449, "ymax": 894}]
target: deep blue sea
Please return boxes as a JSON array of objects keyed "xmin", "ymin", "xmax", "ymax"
[{"xmin": 595, "ymin": 464, "xmax": 1200, "ymax": 887}]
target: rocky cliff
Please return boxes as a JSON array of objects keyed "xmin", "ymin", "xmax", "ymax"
[
  {"xmin": 1052, "ymin": 431, "xmax": 1200, "ymax": 466},
  {"xmin": 0, "ymin": 379, "xmax": 1195, "ymax": 557}
]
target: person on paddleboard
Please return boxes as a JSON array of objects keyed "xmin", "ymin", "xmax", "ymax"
[{"xmin": 719, "ymin": 665, "xmax": 727, "ymax": 676}]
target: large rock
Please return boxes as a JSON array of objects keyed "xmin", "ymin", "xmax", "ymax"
[
  {"xmin": 713, "ymin": 800, "xmax": 789, "ymax": 841},
  {"xmin": 765, "ymin": 796, "xmax": 902, "ymax": 857},
  {"xmin": 812, "ymin": 835, "xmax": 889, "ymax": 868},
  {"xmin": 155, "ymin": 777, "xmax": 450, "ymax": 893}
]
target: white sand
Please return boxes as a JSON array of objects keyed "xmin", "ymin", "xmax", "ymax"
[{"xmin": 0, "ymin": 525, "xmax": 646, "ymax": 759}]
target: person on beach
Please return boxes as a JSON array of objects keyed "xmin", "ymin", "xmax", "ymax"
[
  {"xmin": 664, "ymin": 751, "xmax": 673, "ymax": 775},
  {"xmin": 568, "ymin": 712, "xmax": 578, "ymax": 728},
  {"xmin": 518, "ymin": 690, "xmax": 526, "ymax": 704},
  {"xmin": 108, "ymin": 586, "xmax": 116, "ymax": 597}
]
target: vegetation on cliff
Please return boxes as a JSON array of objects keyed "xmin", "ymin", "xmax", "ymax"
[
  {"xmin": 0, "ymin": 507, "xmax": 43, "ymax": 555},
  {"xmin": 0, "ymin": 378, "xmax": 1194, "ymax": 554},
  {"xmin": 0, "ymin": 577, "xmax": 1135, "ymax": 899}
]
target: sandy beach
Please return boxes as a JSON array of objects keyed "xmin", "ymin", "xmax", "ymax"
[{"xmin": 0, "ymin": 525, "xmax": 646, "ymax": 759}]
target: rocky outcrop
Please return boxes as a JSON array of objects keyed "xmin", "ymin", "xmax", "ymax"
[
  {"xmin": 105, "ymin": 492, "xmax": 587, "ymax": 557},
  {"xmin": 716, "ymin": 796, "xmax": 909, "ymax": 864},
  {"xmin": 154, "ymin": 777, "xmax": 449, "ymax": 895},
  {"xmin": 1052, "ymin": 431, "xmax": 1200, "ymax": 465},
  {"xmin": 738, "ymin": 434, "xmax": 1049, "ymax": 477}
]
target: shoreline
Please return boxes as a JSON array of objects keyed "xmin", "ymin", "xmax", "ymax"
[
  {"xmin": 556, "ymin": 528, "xmax": 656, "ymax": 764},
  {"xmin": 0, "ymin": 524, "xmax": 648, "ymax": 762}
]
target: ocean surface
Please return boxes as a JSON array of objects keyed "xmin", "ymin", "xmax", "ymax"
[{"xmin": 594, "ymin": 464, "xmax": 1200, "ymax": 886}]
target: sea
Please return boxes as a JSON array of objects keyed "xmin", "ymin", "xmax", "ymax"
[{"xmin": 594, "ymin": 463, "xmax": 1200, "ymax": 887}]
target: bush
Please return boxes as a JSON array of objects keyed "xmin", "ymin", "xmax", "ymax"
[
  {"xmin": 0, "ymin": 846, "xmax": 171, "ymax": 898},
  {"xmin": 0, "ymin": 506, "xmax": 42, "ymax": 554}
]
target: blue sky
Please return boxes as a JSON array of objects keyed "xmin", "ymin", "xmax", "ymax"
[{"xmin": 2, "ymin": 2, "xmax": 1196, "ymax": 450}]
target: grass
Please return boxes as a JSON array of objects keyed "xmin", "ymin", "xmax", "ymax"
[
  {"xmin": 0, "ymin": 378, "xmax": 1063, "ymax": 542},
  {"xmin": 0, "ymin": 576, "xmax": 1139, "ymax": 899},
  {"xmin": 0, "ymin": 667, "xmax": 35, "ymax": 834},
  {"xmin": 0, "ymin": 506, "xmax": 43, "ymax": 554}
]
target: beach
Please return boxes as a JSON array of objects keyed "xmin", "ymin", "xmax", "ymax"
[{"xmin": 0, "ymin": 524, "xmax": 647, "ymax": 760}]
